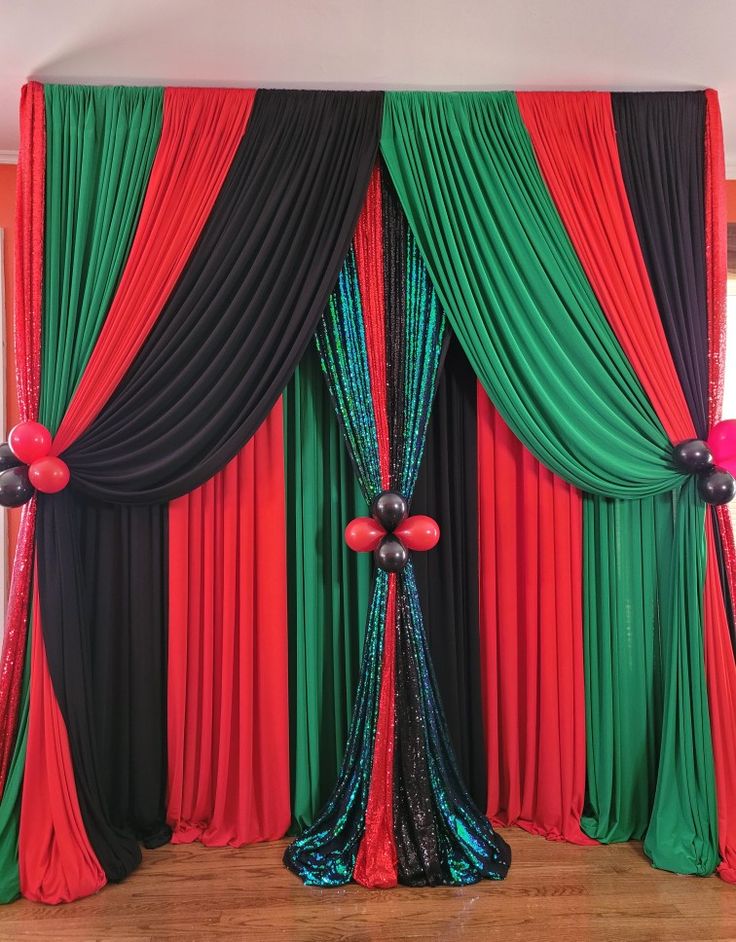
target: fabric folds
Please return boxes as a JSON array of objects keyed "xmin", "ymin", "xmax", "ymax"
[
  {"xmin": 477, "ymin": 390, "xmax": 591, "ymax": 844},
  {"xmin": 40, "ymin": 84, "xmax": 164, "ymax": 433},
  {"xmin": 610, "ymin": 90, "xmax": 736, "ymax": 880},
  {"xmin": 381, "ymin": 90, "xmax": 718, "ymax": 875},
  {"xmin": 518, "ymin": 90, "xmax": 717, "ymax": 872},
  {"xmin": 167, "ymin": 403, "xmax": 290, "ymax": 846},
  {"xmin": 29, "ymin": 86, "xmax": 257, "ymax": 876},
  {"xmin": 19, "ymin": 83, "xmax": 166, "ymax": 900},
  {"xmin": 284, "ymin": 347, "xmax": 373, "ymax": 831},
  {"xmin": 3, "ymin": 80, "xmax": 734, "ymax": 904},
  {"xmin": 612, "ymin": 92, "xmax": 709, "ymax": 437},
  {"xmin": 0, "ymin": 79, "xmax": 45, "ymax": 791},
  {"xmin": 30, "ymin": 88, "xmax": 383, "ymax": 900},
  {"xmin": 285, "ymin": 165, "xmax": 509, "ymax": 888},
  {"xmin": 412, "ymin": 338, "xmax": 487, "ymax": 809},
  {"xmin": 380, "ymin": 92, "xmax": 676, "ymax": 498},
  {"xmin": 63, "ymin": 90, "xmax": 384, "ymax": 501},
  {"xmin": 52, "ymin": 87, "xmax": 255, "ymax": 453},
  {"xmin": 0, "ymin": 81, "xmax": 44, "ymax": 903}
]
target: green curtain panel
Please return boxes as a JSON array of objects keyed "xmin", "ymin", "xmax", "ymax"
[
  {"xmin": 0, "ymin": 628, "xmax": 31, "ymax": 901},
  {"xmin": 284, "ymin": 346, "xmax": 372, "ymax": 831},
  {"xmin": 582, "ymin": 494, "xmax": 666, "ymax": 843},
  {"xmin": 0, "ymin": 85, "xmax": 163, "ymax": 901},
  {"xmin": 583, "ymin": 488, "xmax": 716, "ymax": 876},
  {"xmin": 380, "ymin": 91, "xmax": 718, "ymax": 875},
  {"xmin": 40, "ymin": 84, "xmax": 163, "ymax": 432}
]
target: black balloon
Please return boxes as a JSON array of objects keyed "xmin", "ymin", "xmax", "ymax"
[
  {"xmin": 697, "ymin": 467, "xmax": 736, "ymax": 506},
  {"xmin": 370, "ymin": 491, "xmax": 408, "ymax": 531},
  {"xmin": 0, "ymin": 443, "xmax": 23, "ymax": 473},
  {"xmin": 0, "ymin": 466, "xmax": 35, "ymax": 508},
  {"xmin": 374, "ymin": 535, "xmax": 409, "ymax": 572},
  {"xmin": 672, "ymin": 438, "xmax": 714, "ymax": 473}
]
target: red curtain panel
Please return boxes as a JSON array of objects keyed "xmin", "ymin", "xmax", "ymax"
[
  {"xmin": 704, "ymin": 89, "xmax": 736, "ymax": 883},
  {"xmin": 19, "ymin": 587, "xmax": 105, "ymax": 903},
  {"xmin": 477, "ymin": 390, "xmax": 592, "ymax": 844},
  {"xmin": 167, "ymin": 401, "xmax": 290, "ymax": 846},
  {"xmin": 0, "ymin": 82, "xmax": 44, "ymax": 791}
]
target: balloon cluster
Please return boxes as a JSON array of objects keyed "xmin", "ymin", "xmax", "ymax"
[
  {"xmin": 673, "ymin": 419, "xmax": 736, "ymax": 506},
  {"xmin": 344, "ymin": 491, "xmax": 440, "ymax": 572},
  {"xmin": 0, "ymin": 422, "xmax": 70, "ymax": 508}
]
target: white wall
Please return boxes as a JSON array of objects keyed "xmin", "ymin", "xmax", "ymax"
[{"xmin": 0, "ymin": 0, "xmax": 735, "ymax": 171}]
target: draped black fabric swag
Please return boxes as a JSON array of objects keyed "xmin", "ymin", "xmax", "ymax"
[
  {"xmin": 36, "ymin": 89, "xmax": 384, "ymax": 883},
  {"xmin": 612, "ymin": 92, "xmax": 709, "ymax": 438},
  {"xmin": 413, "ymin": 337, "xmax": 487, "ymax": 810},
  {"xmin": 613, "ymin": 91, "xmax": 736, "ymax": 653},
  {"xmin": 67, "ymin": 89, "xmax": 384, "ymax": 502}
]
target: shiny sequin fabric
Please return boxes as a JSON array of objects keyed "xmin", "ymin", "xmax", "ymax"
[{"xmin": 284, "ymin": 164, "xmax": 511, "ymax": 887}]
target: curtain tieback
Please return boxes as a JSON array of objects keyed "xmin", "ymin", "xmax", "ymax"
[
  {"xmin": 344, "ymin": 490, "xmax": 440, "ymax": 572},
  {"xmin": 0, "ymin": 421, "xmax": 70, "ymax": 506},
  {"xmin": 673, "ymin": 434, "xmax": 736, "ymax": 505}
]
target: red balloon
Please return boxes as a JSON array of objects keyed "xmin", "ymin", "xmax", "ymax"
[
  {"xmin": 345, "ymin": 516, "xmax": 385, "ymax": 552},
  {"xmin": 709, "ymin": 419, "xmax": 736, "ymax": 467},
  {"xmin": 8, "ymin": 421, "xmax": 52, "ymax": 464},
  {"xmin": 28, "ymin": 456, "xmax": 70, "ymax": 494},
  {"xmin": 394, "ymin": 515, "xmax": 440, "ymax": 551}
]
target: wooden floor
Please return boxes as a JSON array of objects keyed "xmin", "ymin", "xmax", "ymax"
[{"xmin": 1, "ymin": 829, "xmax": 736, "ymax": 942}]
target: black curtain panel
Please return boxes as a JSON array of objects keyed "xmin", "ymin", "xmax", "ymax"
[
  {"xmin": 79, "ymin": 500, "xmax": 169, "ymax": 848},
  {"xmin": 412, "ymin": 336, "xmax": 487, "ymax": 810},
  {"xmin": 37, "ymin": 89, "xmax": 384, "ymax": 883},
  {"xmin": 613, "ymin": 90, "xmax": 736, "ymax": 653}
]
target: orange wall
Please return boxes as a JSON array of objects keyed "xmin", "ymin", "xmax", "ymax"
[
  {"xmin": 0, "ymin": 164, "xmax": 17, "ymax": 429},
  {"xmin": 728, "ymin": 180, "xmax": 736, "ymax": 223},
  {"xmin": 0, "ymin": 164, "xmax": 19, "ymax": 561}
]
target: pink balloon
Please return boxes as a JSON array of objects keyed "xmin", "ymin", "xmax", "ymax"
[
  {"xmin": 8, "ymin": 421, "xmax": 52, "ymax": 464},
  {"xmin": 709, "ymin": 419, "xmax": 736, "ymax": 466},
  {"xmin": 394, "ymin": 515, "xmax": 440, "ymax": 551},
  {"xmin": 28, "ymin": 456, "xmax": 70, "ymax": 494},
  {"xmin": 345, "ymin": 516, "xmax": 385, "ymax": 552}
]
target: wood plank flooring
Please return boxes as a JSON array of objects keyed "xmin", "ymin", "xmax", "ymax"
[{"xmin": 2, "ymin": 829, "xmax": 735, "ymax": 942}]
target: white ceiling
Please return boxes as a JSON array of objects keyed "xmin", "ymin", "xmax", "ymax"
[{"xmin": 1, "ymin": 0, "xmax": 736, "ymax": 173}]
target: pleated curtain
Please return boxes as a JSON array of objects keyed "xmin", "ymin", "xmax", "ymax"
[
  {"xmin": 379, "ymin": 90, "xmax": 718, "ymax": 875},
  {"xmin": 283, "ymin": 345, "xmax": 372, "ymax": 832},
  {"xmin": 477, "ymin": 391, "xmax": 591, "ymax": 844},
  {"xmin": 0, "ymin": 84, "xmax": 383, "ymax": 904},
  {"xmin": 167, "ymin": 402, "xmax": 290, "ymax": 846},
  {"xmin": 1, "ymin": 81, "xmax": 734, "ymax": 906}
]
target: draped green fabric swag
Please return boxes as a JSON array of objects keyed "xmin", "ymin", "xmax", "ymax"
[
  {"xmin": 40, "ymin": 85, "xmax": 163, "ymax": 432},
  {"xmin": 0, "ymin": 85, "xmax": 163, "ymax": 900},
  {"xmin": 380, "ymin": 91, "xmax": 718, "ymax": 875}
]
